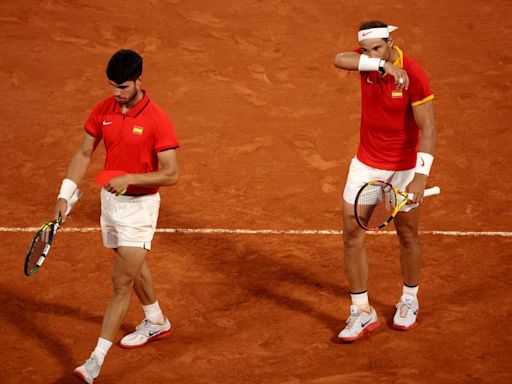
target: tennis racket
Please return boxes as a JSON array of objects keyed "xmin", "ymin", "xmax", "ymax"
[
  {"xmin": 24, "ymin": 188, "xmax": 83, "ymax": 276},
  {"xmin": 95, "ymin": 170, "xmax": 127, "ymax": 195},
  {"xmin": 354, "ymin": 180, "xmax": 440, "ymax": 231}
]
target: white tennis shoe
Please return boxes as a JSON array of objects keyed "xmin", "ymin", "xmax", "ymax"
[
  {"xmin": 338, "ymin": 305, "xmax": 380, "ymax": 342},
  {"xmin": 120, "ymin": 317, "xmax": 171, "ymax": 349},
  {"xmin": 73, "ymin": 354, "xmax": 102, "ymax": 384},
  {"xmin": 393, "ymin": 294, "xmax": 419, "ymax": 330}
]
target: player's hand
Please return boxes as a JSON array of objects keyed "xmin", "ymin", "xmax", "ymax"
[
  {"xmin": 383, "ymin": 62, "xmax": 409, "ymax": 91},
  {"xmin": 106, "ymin": 174, "xmax": 131, "ymax": 195},
  {"xmin": 406, "ymin": 174, "xmax": 428, "ymax": 204},
  {"xmin": 54, "ymin": 198, "xmax": 68, "ymax": 223}
]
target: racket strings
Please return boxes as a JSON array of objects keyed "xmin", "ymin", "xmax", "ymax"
[
  {"xmin": 25, "ymin": 222, "xmax": 56, "ymax": 274},
  {"xmin": 356, "ymin": 183, "xmax": 397, "ymax": 229},
  {"xmin": 26, "ymin": 237, "xmax": 46, "ymax": 271}
]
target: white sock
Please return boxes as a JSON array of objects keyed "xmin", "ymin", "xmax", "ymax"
[
  {"xmin": 351, "ymin": 291, "xmax": 370, "ymax": 311},
  {"xmin": 403, "ymin": 284, "xmax": 419, "ymax": 298},
  {"xmin": 92, "ymin": 337, "xmax": 112, "ymax": 365},
  {"xmin": 143, "ymin": 300, "xmax": 165, "ymax": 324}
]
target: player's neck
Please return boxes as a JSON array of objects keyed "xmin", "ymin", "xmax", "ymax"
[
  {"xmin": 388, "ymin": 46, "xmax": 399, "ymax": 63},
  {"xmin": 121, "ymin": 90, "xmax": 144, "ymax": 114}
]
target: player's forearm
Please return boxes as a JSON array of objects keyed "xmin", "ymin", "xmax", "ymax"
[
  {"xmin": 128, "ymin": 168, "xmax": 179, "ymax": 188},
  {"xmin": 64, "ymin": 149, "xmax": 92, "ymax": 185},
  {"xmin": 334, "ymin": 52, "xmax": 361, "ymax": 70},
  {"xmin": 417, "ymin": 124, "xmax": 436, "ymax": 155}
]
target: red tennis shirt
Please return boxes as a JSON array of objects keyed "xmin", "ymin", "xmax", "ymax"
[
  {"xmin": 85, "ymin": 91, "xmax": 180, "ymax": 194},
  {"xmin": 356, "ymin": 46, "xmax": 433, "ymax": 170}
]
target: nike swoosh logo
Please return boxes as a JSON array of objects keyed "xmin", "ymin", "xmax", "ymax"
[
  {"xmin": 148, "ymin": 331, "xmax": 160, "ymax": 337},
  {"xmin": 420, "ymin": 156, "xmax": 425, "ymax": 166},
  {"xmin": 360, "ymin": 319, "xmax": 372, "ymax": 327},
  {"xmin": 102, "ymin": 121, "xmax": 113, "ymax": 125},
  {"xmin": 366, "ymin": 77, "xmax": 373, "ymax": 84},
  {"xmin": 362, "ymin": 31, "xmax": 373, "ymax": 36}
]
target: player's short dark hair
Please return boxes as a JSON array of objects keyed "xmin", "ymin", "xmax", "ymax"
[
  {"xmin": 106, "ymin": 49, "xmax": 143, "ymax": 84},
  {"xmin": 359, "ymin": 20, "xmax": 389, "ymax": 41},
  {"xmin": 359, "ymin": 20, "xmax": 388, "ymax": 31}
]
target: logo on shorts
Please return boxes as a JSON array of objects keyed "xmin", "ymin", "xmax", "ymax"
[
  {"xmin": 132, "ymin": 126, "xmax": 144, "ymax": 135},
  {"xmin": 102, "ymin": 121, "xmax": 113, "ymax": 125}
]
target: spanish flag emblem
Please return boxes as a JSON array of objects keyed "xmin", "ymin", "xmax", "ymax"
[
  {"xmin": 132, "ymin": 126, "xmax": 144, "ymax": 135},
  {"xmin": 391, "ymin": 90, "xmax": 403, "ymax": 98}
]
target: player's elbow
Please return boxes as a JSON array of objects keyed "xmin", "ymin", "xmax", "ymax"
[
  {"xmin": 334, "ymin": 52, "xmax": 356, "ymax": 70},
  {"xmin": 164, "ymin": 168, "xmax": 179, "ymax": 186}
]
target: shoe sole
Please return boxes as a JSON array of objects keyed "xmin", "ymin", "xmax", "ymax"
[
  {"xmin": 339, "ymin": 320, "xmax": 381, "ymax": 343},
  {"xmin": 393, "ymin": 313, "xmax": 419, "ymax": 331},
  {"xmin": 119, "ymin": 329, "xmax": 171, "ymax": 349},
  {"xmin": 73, "ymin": 370, "xmax": 93, "ymax": 384}
]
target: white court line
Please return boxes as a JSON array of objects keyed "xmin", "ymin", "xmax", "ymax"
[{"xmin": 0, "ymin": 227, "xmax": 511, "ymax": 236}]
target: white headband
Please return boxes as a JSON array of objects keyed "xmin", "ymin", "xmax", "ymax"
[{"xmin": 358, "ymin": 25, "xmax": 398, "ymax": 42}]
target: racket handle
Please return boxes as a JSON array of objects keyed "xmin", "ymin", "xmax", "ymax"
[
  {"xmin": 424, "ymin": 186, "xmax": 440, "ymax": 197},
  {"xmin": 407, "ymin": 186, "xmax": 440, "ymax": 200}
]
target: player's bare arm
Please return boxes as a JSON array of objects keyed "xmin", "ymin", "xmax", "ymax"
[
  {"xmin": 105, "ymin": 149, "xmax": 179, "ymax": 194},
  {"xmin": 407, "ymin": 100, "xmax": 436, "ymax": 203},
  {"xmin": 54, "ymin": 133, "xmax": 100, "ymax": 221},
  {"xmin": 334, "ymin": 51, "xmax": 361, "ymax": 70}
]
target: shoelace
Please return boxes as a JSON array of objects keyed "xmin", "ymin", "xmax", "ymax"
[
  {"xmin": 397, "ymin": 302, "xmax": 412, "ymax": 318},
  {"xmin": 135, "ymin": 319, "xmax": 151, "ymax": 331},
  {"xmin": 345, "ymin": 314, "xmax": 358, "ymax": 327}
]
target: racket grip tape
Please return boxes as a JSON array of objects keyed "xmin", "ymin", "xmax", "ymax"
[{"xmin": 407, "ymin": 186, "xmax": 441, "ymax": 200}]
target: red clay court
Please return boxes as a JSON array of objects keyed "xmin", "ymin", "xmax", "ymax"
[{"xmin": 1, "ymin": 1, "xmax": 511, "ymax": 383}]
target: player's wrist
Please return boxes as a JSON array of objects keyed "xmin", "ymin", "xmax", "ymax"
[
  {"xmin": 57, "ymin": 178, "xmax": 77, "ymax": 202},
  {"xmin": 415, "ymin": 152, "xmax": 434, "ymax": 176},
  {"xmin": 358, "ymin": 55, "xmax": 382, "ymax": 72},
  {"xmin": 379, "ymin": 59, "xmax": 387, "ymax": 73}
]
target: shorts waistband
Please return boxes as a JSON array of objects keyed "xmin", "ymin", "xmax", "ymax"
[{"xmin": 101, "ymin": 188, "xmax": 159, "ymax": 202}]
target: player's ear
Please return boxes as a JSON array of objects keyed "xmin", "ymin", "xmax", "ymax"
[{"xmin": 386, "ymin": 37, "xmax": 394, "ymax": 48}]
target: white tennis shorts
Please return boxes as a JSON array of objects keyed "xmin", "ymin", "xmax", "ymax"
[
  {"xmin": 343, "ymin": 157, "xmax": 418, "ymax": 213},
  {"xmin": 100, "ymin": 189, "xmax": 160, "ymax": 250}
]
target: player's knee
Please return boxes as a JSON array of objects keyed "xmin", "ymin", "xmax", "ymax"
[
  {"xmin": 396, "ymin": 227, "xmax": 419, "ymax": 248},
  {"xmin": 343, "ymin": 226, "xmax": 365, "ymax": 248},
  {"xmin": 111, "ymin": 275, "xmax": 134, "ymax": 297}
]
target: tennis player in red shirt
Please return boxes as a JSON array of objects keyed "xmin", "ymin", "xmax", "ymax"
[
  {"xmin": 53, "ymin": 50, "xmax": 180, "ymax": 382},
  {"xmin": 334, "ymin": 21, "xmax": 437, "ymax": 342}
]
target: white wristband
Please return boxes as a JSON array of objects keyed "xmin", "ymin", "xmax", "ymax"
[
  {"xmin": 58, "ymin": 178, "xmax": 77, "ymax": 202},
  {"xmin": 415, "ymin": 152, "xmax": 434, "ymax": 176},
  {"xmin": 358, "ymin": 55, "xmax": 381, "ymax": 72}
]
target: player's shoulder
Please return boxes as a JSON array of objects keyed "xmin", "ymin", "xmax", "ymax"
[
  {"xmin": 402, "ymin": 54, "xmax": 428, "ymax": 75},
  {"xmin": 146, "ymin": 98, "xmax": 173, "ymax": 124}
]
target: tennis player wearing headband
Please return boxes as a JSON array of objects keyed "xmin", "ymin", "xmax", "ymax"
[{"xmin": 334, "ymin": 20, "xmax": 436, "ymax": 342}]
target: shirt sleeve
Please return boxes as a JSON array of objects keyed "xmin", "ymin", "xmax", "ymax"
[
  {"xmin": 407, "ymin": 61, "xmax": 434, "ymax": 107},
  {"xmin": 154, "ymin": 112, "xmax": 180, "ymax": 152},
  {"xmin": 84, "ymin": 102, "xmax": 103, "ymax": 139}
]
